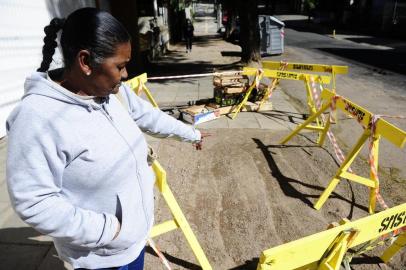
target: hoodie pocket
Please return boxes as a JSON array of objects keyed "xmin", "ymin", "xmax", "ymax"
[{"xmin": 96, "ymin": 190, "xmax": 149, "ymax": 255}]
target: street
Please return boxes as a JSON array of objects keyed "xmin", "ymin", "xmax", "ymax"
[{"xmin": 282, "ymin": 15, "xmax": 406, "ymax": 76}]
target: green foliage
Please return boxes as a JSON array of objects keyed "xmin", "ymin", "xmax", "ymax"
[
  {"xmin": 169, "ymin": 0, "xmax": 193, "ymax": 11},
  {"xmin": 304, "ymin": 0, "xmax": 318, "ymax": 10}
]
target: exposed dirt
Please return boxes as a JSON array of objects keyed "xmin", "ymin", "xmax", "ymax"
[{"xmin": 144, "ymin": 129, "xmax": 406, "ymax": 270}]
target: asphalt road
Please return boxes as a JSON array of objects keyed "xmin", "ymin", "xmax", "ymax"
[{"xmin": 278, "ymin": 15, "xmax": 406, "ymax": 77}]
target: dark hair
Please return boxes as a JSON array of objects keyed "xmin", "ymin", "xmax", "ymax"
[
  {"xmin": 37, "ymin": 8, "xmax": 130, "ymax": 72},
  {"xmin": 37, "ymin": 18, "xmax": 65, "ymax": 72}
]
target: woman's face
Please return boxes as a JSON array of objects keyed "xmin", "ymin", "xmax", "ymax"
[{"xmin": 90, "ymin": 41, "xmax": 131, "ymax": 97}]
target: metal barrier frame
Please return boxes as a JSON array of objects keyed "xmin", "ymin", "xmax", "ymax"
[
  {"xmin": 150, "ymin": 161, "xmax": 212, "ymax": 269},
  {"xmin": 125, "ymin": 74, "xmax": 211, "ymax": 268},
  {"xmin": 257, "ymin": 203, "xmax": 406, "ymax": 270},
  {"xmin": 126, "ymin": 73, "xmax": 159, "ymax": 108},
  {"xmin": 236, "ymin": 68, "xmax": 331, "ymax": 142},
  {"xmin": 262, "ymin": 61, "xmax": 348, "ymax": 122},
  {"xmin": 280, "ymin": 88, "xmax": 406, "ymax": 213}
]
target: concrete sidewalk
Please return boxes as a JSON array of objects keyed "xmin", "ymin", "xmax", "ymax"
[{"xmin": 145, "ymin": 6, "xmax": 301, "ymax": 131}]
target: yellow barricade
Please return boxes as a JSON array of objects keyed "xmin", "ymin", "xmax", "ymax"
[
  {"xmin": 280, "ymin": 88, "xmax": 406, "ymax": 213},
  {"xmin": 150, "ymin": 160, "xmax": 212, "ymax": 270},
  {"xmin": 257, "ymin": 203, "xmax": 406, "ymax": 270},
  {"xmin": 126, "ymin": 73, "xmax": 159, "ymax": 107},
  {"xmin": 122, "ymin": 76, "xmax": 210, "ymax": 268},
  {"xmin": 262, "ymin": 61, "xmax": 348, "ymax": 122},
  {"xmin": 230, "ymin": 68, "xmax": 264, "ymax": 119},
  {"xmin": 262, "ymin": 61, "xmax": 348, "ymax": 91},
  {"xmin": 235, "ymin": 67, "xmax": 331, "ymax": 141}
]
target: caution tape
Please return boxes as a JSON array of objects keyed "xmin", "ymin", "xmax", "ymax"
[
  {"xmin": 310, "ymin": 77, "xmax": 352, "ymax": 171},
  {"xmin": 368, "ymin": 115, "xmax": 389, "ymax": 210},
  {"xmin": 369, "ymin": 114, "xmax": 406, "ymax": 213},
  {"xmin": 310, "ymin": 77, "xmax": 321, "ymax": 109},
  {"xmin": 148, "ymin": 70, "xmax": 243, "ymax": 81},
  {"xmin": 255, "ymin": 61, "xmax": 289, "ymax": 112},
  {"xmin": 258, "ymin": 203, "xmax": 406, "ymax": 270},
  {"xmin": 310, "ymin": 80, "xmax": 387, "ymax": 209},
  {"xmin": 147, "ymin": 238, "xmax": 172, "ymax": 270},
  {"xmin": 365, "ymin": 114, "xmax": 406, "ymax": 257},
  {"xmin": 268, "ymin": 61, "xmax": 289, "ymax": 100},
  {"xmin": 316, "ymin": 80, "xmax": 338, "ymax": 123},
  {"xmin": 329, "ymin": 91, "xmax": 338, "ymax": 123},
  {"xmin": 137, "ymin": 80, "xmax": 144, "ymax": 95},
  {"xmin": 255, "ymin": 68, "xmax": 263, "ymax": 89},
  {"xmin": 343, "ymin": 234, "xmax": 392, "ymax": 270}
]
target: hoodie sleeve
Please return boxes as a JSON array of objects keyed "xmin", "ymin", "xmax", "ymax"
[
  {"xmin": 6, "ymin": 106, "xmax": 119, "ymax": 248},
  {"xmin": 121, "ymin": 84, "xmax": 201, "ymax": 142}
]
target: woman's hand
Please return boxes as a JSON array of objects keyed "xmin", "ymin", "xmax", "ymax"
[{"xmin": 193, "ymin": 131, "xmax": 211, "ymax": 150}]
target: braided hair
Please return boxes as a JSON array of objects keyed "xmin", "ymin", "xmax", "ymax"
[
  {"xmin": 37, "ymin": 18, "xmax": 65, "ymax": 72},
  {"xmin": 37, "ymin": 8, "xmax": 130, "ymax": 73}
]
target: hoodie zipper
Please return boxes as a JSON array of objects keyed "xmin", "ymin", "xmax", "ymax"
[
  {"xmin": 101, "ymin": 103, "xmax": 113, "ymax": 120},
  {"xmin": 97, "ymin": 103, "xmax": 150, "ymax": 228}
]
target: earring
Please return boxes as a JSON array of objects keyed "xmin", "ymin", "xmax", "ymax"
[{"xmin": 86, "ymin": 72, "xmax": 91, "ymax": 76}]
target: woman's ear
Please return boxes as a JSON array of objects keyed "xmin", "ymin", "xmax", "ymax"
[{"xmin": 77, "ymin": 50, "xmax": 92, "ymax": 76}]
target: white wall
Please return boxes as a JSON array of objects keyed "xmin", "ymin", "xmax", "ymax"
[{"xmin": 0, "ymin": 0, "xmax": 96, "ymax": 138}]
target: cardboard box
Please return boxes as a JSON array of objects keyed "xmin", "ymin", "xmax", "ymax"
[
  {"xmin": 181, "ymin": 106, "xmax": 220, "ymax": 125},
  {"xmin": 213, "ymin": 74, "xmax": 249, "ymax": 88},
  {"xmin": 206, "ymin": 101, "xmax": 273, "ymax": 115},
  {"xmin": 245, "ymin": 101, "xmax": 273, "ymax": 111}
]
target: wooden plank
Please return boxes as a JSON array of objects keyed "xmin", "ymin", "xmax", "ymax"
[
  {"xmin": 224, "ymin": 87, "xmax": 246, "ymax": 94},
  {"xmin": 181, "ymin": 105, "xmax": 207, "ymax": 115},
  {"xmin": 206, "ymin": 104, "xmax": 236, "ymax": 115},
  {"xmin": 213, "ymin": 76, "xmax": 248, "ymax": 88},
  {"xmin": 245, "ymin": 101, "xmax": 273, "ymax": 111},
  {"xmin": 206, "ymin": 101, "xmax": 272, "ymax": 114},
  {"xmin": 217, "ymin": 106, "xmax": 236, "ymax": 115},
  {"xmin": 214, "ymin": 82, "xmax": 247, "ymax": 87},
  {"xmin": 213, "ymin": 75, "xmax": 246, "ymax": 80}
]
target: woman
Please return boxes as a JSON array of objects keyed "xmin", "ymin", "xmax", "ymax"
[{"xmin": 6, "ymin": 8, "xmax": 206, "ymax": 270}]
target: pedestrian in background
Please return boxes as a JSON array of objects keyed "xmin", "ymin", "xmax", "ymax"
[
  {"xmin": 6, "ymin": 7, "xmax": 208, "ymax": 270},
  {"xmin": 184, "ymin": 19, "xmax": 194, "ymax": 52}
]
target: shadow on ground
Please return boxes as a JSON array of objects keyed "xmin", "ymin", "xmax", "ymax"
[
  {"xmin": 283, "ymin": 18, "xmax": 400, "ymax": 39},
  {"xmin": 146, "ymin": 34, "xmax": 242, "ymax": 78},
  {"xmin": 0, "ymin": 227, "xmax": 66, "ymax": 270},
  {"xmin": 284, "ymin": 19, "xmax": 340, "ymax": 36},
  {"xmin": 145, "ymin": 246, "xmax": 201, "ymax": 270},
  {"xmin": 283, "ymin": 18, "xmax": 406, "ymax": 75},
  {"xmin": 147, "ymin": 59, "xmax": 242, "ymax": 79},
  {"xmin": 253, "ymin": 138, "xmax": 369, "ymax": 220},
  {"xmin": 317, "ymin": 47, "xmax": 406, "ymax": 75},
  {"xmin": 228, "ymin": 257, "xmax": 259, "ymax": 270}
]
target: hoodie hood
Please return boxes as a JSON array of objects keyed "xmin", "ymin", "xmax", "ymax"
[{"xmin": 23, "ymin": 72, "xmax": 106, "ymax": 111}]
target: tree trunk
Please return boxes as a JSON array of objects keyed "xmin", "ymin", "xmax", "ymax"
[
  {"xmin": 238, "ymin": 0, "xmax": 261, "ymax": 64},
  {"xmin": 109, "ymin": 0, "xmax": 143, "ymax": 76}
]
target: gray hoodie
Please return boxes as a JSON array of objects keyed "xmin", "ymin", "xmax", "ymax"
[{"xmin": 6, "ymin": 72, "xmax": 201, "ymax": 268}]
